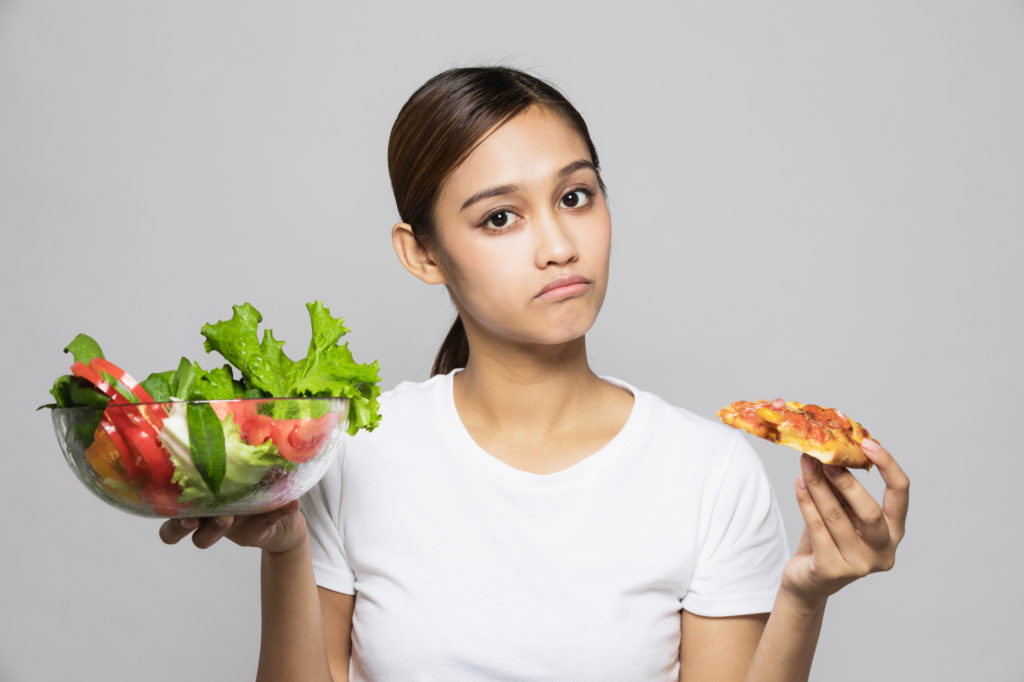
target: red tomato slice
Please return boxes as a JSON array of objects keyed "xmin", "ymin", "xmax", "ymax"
[
  {"xmin": 89, "ymin": 358, "xmax": 152, "ymax": 400},
  {"xmin": 70, "ymin": 362, "xmax": 121, "ymax": 401},
  {"xmin": 269, "ymin": 413, "xmax": 339, "ymax": 463},
  {"xmin": 72, "ymin": 360, "xmax": 166, "ymax": 440},
  {"xmin": 89, "ymin": 358, "xmax": 164, "ymax": 427},
  {"xmin": 141, "ymin": 482, "xmax": 185, "ymax": 516},
  {"xmin": 241, "ymin": 413, "xmax": 274, "ymax": 446},
  {"xmin": 210, "ymin": 402, "xmax": 232, "ymax": 421},
  {"xmin": 269, "ymin": 420, "xmax": 302, "ymax": 462},
  {"xmin": 86, "ymin": 423, "xmax": 129, "ymax": 483},
  {"xmin": 103, "ymin": 403, "xmax": 174, "ymax": 485},
  {"xmin": 97, "ymin": 417, "xmax": 142, "ymax": 482}
]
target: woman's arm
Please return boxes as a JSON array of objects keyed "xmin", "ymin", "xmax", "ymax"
[
  {"xmin": 255, "ymin": 533, "xmax": 337, "ymax": 682},
  {"xmin": 680, "ymin": 440, "xmax": 908, "ymax": 681},
  {"xmin": 679, "ymin": 599, "xmax": 824, "ymax": 681},
  {"xmin": 319, "ymin": 587, "xmax": 355, "ymax": 681},
  {"xmin": 679, "ymin": 612, "xmax": 771, "ymax": 680},
  {"xmin": 160, "ymin": 501, "xmax": 351, "ymax": 682}
]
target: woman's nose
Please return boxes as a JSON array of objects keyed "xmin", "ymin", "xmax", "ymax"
[{"xmin": 533, "ymin": 210, "xmax": 578, "ymax": 268}]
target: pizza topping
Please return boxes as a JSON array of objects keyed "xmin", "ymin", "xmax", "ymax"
[
  {"xmin": 801, "ymin": 403, "xmax": 851, "ymax": 430},
  {"xmin": 716, "ymin": 397, "xmax": 876, "ymax": 470}
]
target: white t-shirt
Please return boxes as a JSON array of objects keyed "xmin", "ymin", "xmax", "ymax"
[{"xmin": 301, "ymin": 371, "xmax": 789, "ymax": 681}]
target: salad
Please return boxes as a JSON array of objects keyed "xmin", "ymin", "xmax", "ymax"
[{"xmin": 44, "ymin": 301, "xmax": 381, "ymax": 516}]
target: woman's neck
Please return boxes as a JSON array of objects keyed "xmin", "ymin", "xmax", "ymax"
[{"xmin": 452, "ymin": 335, "xmax": 609, "ymax": 439}]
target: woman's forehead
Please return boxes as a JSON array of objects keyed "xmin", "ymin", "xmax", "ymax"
[{"xmin": 438, "ymin": 107, "xmax": 592, "ymax": 205}]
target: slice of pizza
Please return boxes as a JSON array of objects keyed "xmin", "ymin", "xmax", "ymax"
[{"xmin": 717, "ymin": 398, "xmax": 874, "ymax": 469}]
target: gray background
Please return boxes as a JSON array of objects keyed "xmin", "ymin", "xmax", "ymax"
[{"xmin": 2, "ymin": 1, "xmax": 1021, "ymax": 680}]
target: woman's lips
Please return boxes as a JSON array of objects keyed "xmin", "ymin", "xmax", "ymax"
[{"xmin": 535, "ymin": 275, "xmax": 591, "ymax": 300}]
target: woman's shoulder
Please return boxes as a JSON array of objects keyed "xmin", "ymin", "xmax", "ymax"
[
  {"xmin": 598, "ymin": 378, "xmax": 768, "ymax": 501},
  {"xmin": 347, "ymin": 373, "xmax": 450, "ymax": 445},
  {"xmin": 611, "ymin": 377, "xmax": 739, "ymax": 446},
  {"xmin": 378, "ymin": 372, "xmax": 449, "ymax": 411}
]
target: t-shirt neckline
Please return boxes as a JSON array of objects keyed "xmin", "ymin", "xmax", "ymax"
[{"xmin": 436, "ymin": 369, "xmax": 648, "ymax": 487}]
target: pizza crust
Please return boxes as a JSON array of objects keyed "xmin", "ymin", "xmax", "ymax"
[{"xmin": 774, "ymin": 434, "xmax": 871, "ymax": 469}]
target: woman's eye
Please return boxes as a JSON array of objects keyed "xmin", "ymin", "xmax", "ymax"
[
  {"xmin": 560, "ymin": 188, "xmax": 591, "ymax": 209},
  {"xmin": 483, "ymin": 210, "xmax": 516, "ymax": 230}
]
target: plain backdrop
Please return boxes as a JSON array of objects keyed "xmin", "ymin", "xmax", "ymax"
[{"xmin": 2, "ymin": 1, "xmax": 1022, "ymax": 680}]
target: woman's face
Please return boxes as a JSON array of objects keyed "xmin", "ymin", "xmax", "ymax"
[{"xmin": 431, "ymin": 105, "xmax": 611, "ymax": 350}]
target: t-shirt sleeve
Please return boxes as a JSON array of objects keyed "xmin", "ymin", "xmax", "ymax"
[
  {"xmin": 681, "ymin": 432, "xmax": 790, "ymax": 616},
  {"xmin": 300, "ymin": 439, "xmax": 356, "ymax": 595}
]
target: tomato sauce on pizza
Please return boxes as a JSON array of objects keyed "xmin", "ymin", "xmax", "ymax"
[{"xmin": 717, "ymin": 398, "xmax": 875, "ymax": 469}]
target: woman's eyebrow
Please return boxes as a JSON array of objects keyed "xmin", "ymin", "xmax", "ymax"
[
  {"xmin": 459, "ymin": 159, "xmax": 597, "ymax": 212},
  {"xmin": 557, "ymin": 159, "xmax": 596, "ymax": 178},
  {"xmin": 460, "ymin": 183, "xmax": 520, "ymax": 212}
]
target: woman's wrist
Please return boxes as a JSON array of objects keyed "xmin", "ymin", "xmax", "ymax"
[
  {"xmin": 775, "ymin": 584, "xmax": 829, "ymax": 621},
  {"xmin": 261, "ymin": 514, "xmax": 311, "ymax": 559}
]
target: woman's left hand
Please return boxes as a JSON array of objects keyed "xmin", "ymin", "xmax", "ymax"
[{"xmin": 780, "ymin": 439, "xmax": 909, "ymax": 611}]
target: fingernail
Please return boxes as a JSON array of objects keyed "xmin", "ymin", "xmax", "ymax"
[
  {"xmin": 214, "ymin": 516, "xmax": 230, "ymax": 528},
  {"xmin": 180, "ymin": 518, "xmax": 198, "ymax": 530},
  {"xmin": 861, "ymin": 438, "xmax": 880, "ymax": 454},
  {"xmin": 796, "ymin": 475, "xmax": 807, "ymax": 491}
]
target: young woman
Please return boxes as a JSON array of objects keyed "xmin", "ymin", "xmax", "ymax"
[{"xmin": 159, "ymin": 66, "xmax": 909, "ymax": 681}]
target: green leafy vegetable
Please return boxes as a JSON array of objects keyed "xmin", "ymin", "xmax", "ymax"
[
  {"xmin": 201, "ymin": 303, "xmax": 288, "ymax": 396},
  {"xmin": 186, "ymin": 403, "xmax": 227, "ymax": 495},
  {"xmin": 68, "ymin": 378, "xmax": 112, "ymax": 408},
  {"xmin": 46, "ymin": 301, "xmax": 382, "ymax": 436},
  {"xmin": 63, "ymin": 406, "xmax": 104, "ymax": 454},
  {"xmin": 200, "ymin": 302, "xmax": 381, "ymax": 434},
  {"xmin": 139, "ymin": 371, "xmax": 174, "ymax": 402},
  {"xmin": 63, "ymin": 334, "xmax": 104, "ymax": 365},
  {"xmin": 42, "ymin": 339, "xmax": 110, "ymax": 411},
  {"xmin": 161, "ymin": 406, "xmax": 290, "ymax": 505}
]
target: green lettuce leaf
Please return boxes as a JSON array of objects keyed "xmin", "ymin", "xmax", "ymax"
[
  {"xmin": 199, "ymin": 301, "xmax": 381, "ymax": 434},
  {"xmin": 196, "ymin": 365, "xmax": 246, "ymax": 401},
  {"xmin": 284, "ymin": 302, "xmax": 381, "ymax": 434},
  {"xmin": 140, "ymin": 371, "xmax": 174, "ymax": 402},
  {"xmin": 201, "ymin": 303, "xmax": 290, "ymax": 396},
  {"xmin": 161, "ymin": 404, "xmax": 292, "ymax": 505},
  {"xmin": 142, "ymin": 358, "xmax": 247, "ymax": 402}
]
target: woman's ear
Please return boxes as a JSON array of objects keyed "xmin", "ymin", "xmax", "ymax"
[{"xmin": 392, "ymin": 222, "xmax": 448, "ymax": 285}]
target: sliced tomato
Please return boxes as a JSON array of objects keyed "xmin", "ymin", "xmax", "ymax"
[
  {"xmin": 141, "ymin": 482, "xmax": 185, "ymax": 516},
  {"xmin": 210, "ymin": 401, "xmax": 273, "ymax": 445},
  {"xmin": 89, "ymin": 358, "xmax": 164, "ymax": 426},
  {"xmin": 210, "ymin": 402, "xmax": 233, "ymax": 421},
  {"xmin": 270, "ymin": 413, "xmax": 339, "ymax": 463},
  {"xmin": 103, "ymin": 402, "xmax": 174, "ymax": 484},
  {"xmin": 85, "ymin": 426, "xmax": 126, "ymax": 482},
  {"xmin": 293, "ymin": 412, "xmax": 339, "ymax": 449},
  {"xmin": 73, "ymin": 359, "xmax": 174, "ymax": 483},
  {"xmin": 269, "ymin": 420, "xmax": 299, "ymax": 461},
  {"xmin": 231, "ymin": 400, "xmax": 259, "ymax": 421},
  {"xmin": 97, "ymin": 417, "xmax": 142, "ymax": 482},
  {"xmin": 89, "ymin": 358, "xmax": 152, "ymax": 400},
  {"xmin": 122, "ymin": 406, "xmax": 174, "ymax": 484},
  {"xmin": 240, "ymin": 412, "xmax": 274, "ymax": 446},
  {"xmin": 70, "ymin": 362, "xmax": 121, "ymax": 401}
]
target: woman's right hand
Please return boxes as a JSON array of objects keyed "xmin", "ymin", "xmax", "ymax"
[{"xmin": 158, "ymin": 499, "xmax": 308, "ymax": 554}]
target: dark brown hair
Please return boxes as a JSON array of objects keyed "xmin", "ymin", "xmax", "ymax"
[{"xmin": 387, "ymin": 66, "xmax": 605, "ymax": 376}]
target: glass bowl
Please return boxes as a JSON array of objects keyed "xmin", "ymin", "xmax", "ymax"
[{"xmin": 51, "ymin": 397, "xmax": 347, "ymax": 518}]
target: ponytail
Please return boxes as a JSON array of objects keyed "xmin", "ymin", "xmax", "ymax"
[{"xmin": 431, "ymin": 315, "xmax": 469, "ymax": 376}]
